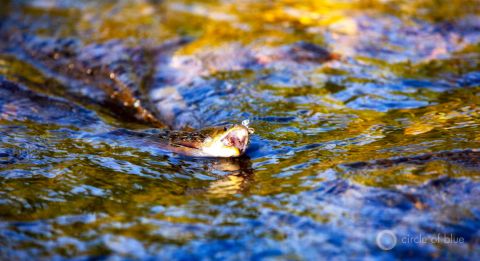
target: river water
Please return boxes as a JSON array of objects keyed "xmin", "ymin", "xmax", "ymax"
[{"xmin": 1, "ymin": 0, "xmax": 480, "ymax": 259}]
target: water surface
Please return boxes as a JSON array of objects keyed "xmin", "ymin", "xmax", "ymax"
[{"xmin": 1, "ymin": 0, "xmax": 480, "ymax": 259}]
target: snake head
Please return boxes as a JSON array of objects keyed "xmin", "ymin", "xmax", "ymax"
[{"xmin": 199, "ymin": 122, "xmax": 253, "ymax": 157}]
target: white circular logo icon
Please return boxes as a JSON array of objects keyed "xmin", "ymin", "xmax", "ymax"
[{"xmin": 376, "ymin": 230, "xmax": 397, "ymax": 250}]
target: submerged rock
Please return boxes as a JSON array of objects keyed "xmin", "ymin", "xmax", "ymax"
[{"xmin": 2, "ymin": 20, "xmax": 335, "ymax": 129}]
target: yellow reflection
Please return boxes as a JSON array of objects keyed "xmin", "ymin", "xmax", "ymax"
[{"xmin": 207, "ymin": 174, "xmax": 245, "ymax": 197}]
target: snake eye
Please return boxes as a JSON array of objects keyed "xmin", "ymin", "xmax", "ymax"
[{"xmin": 224, "ymin": 126, "xmax": 228, "ymax": 131}]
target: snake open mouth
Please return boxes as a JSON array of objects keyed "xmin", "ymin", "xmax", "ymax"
[{"xmin": 222, "ymin": 127, "xmax": 249, "ymax": 154}]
